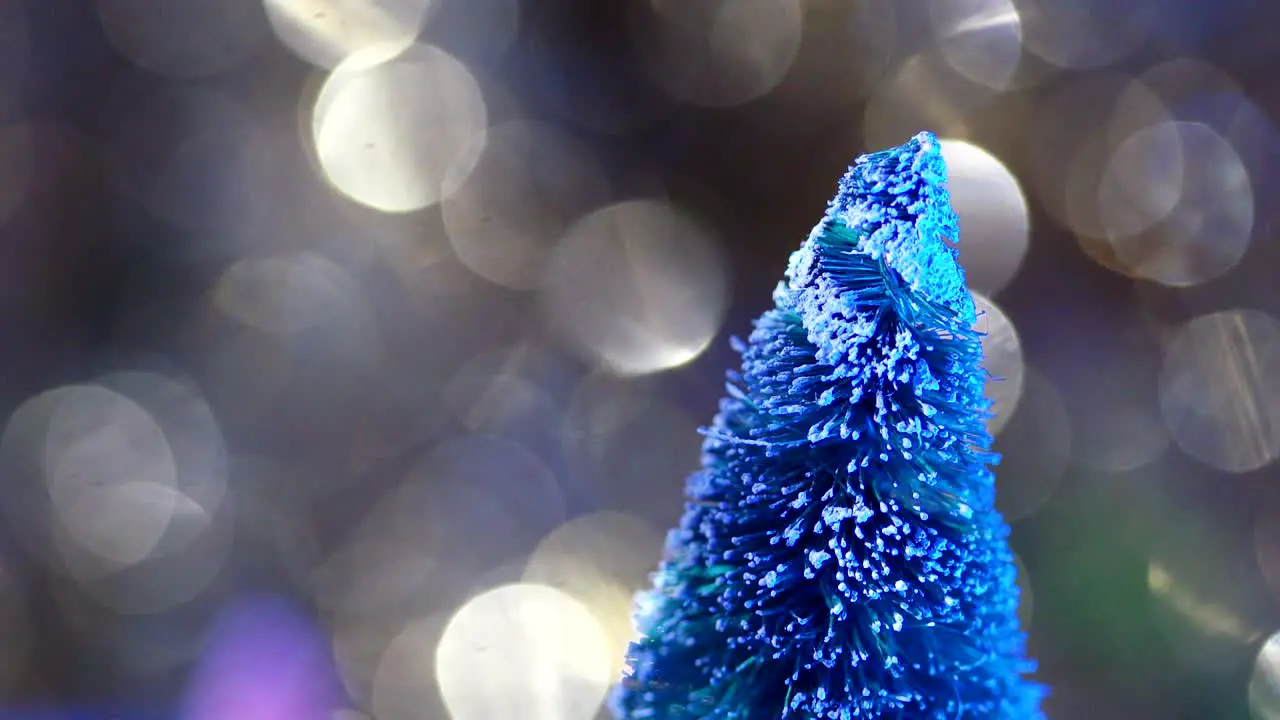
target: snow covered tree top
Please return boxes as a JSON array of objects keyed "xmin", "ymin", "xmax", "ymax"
[
  {"xmin": 788, "ymin": 131, "xmax": 971, "ymax": 319},
  {"xmin": 612, "ymin": 132, "xmax": 1044, "ymax": 720}
]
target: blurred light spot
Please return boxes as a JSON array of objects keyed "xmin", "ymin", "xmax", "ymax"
[
  {"xmin": 215, "ymin": 251, "xmax": 361, "ymax": 337},
  {"xmin": 215, "ymin": 249, "xmax": 385, "ymax": 399},
  {"xmin": 333, "ymin": 608, "xmax": 445, "ymax": 712},
  {"xmin": 524, "ymin": 512, "xmax": 665, "ymax": 676},
  {"xmin": 1139, "ymin": 57, "xmax": 1243, "ymax": 112},
  {"xmin": 542, "ymin": 199, "xmax": 728, "ymax": 376},
  {"xmin": 56, "ymin": 485, "xmax": 207, "ymax": 577},
  {"xmin": 972, "ymin": 293, "xmax": 1023, "ymax": 436},
  {"xmin": 97, "ymin": 0, "xmax": 268, "ymax": 78},
  {"xmin": 313, "ymin": 536, "xmax": 438, "ymax": 620},
  {"xmin": 632, "ymin": 0, "xmax": 804, "ymax": 107},
  {"xmin": 263, "ymin": 165, "xmax": 386, "ymax": 270},
  {"xmin": 41, "ymin": 385, "xmax": 179, "ymax": 567},
  {"xmin": 438, "ymin": 345, "xmax": 563, "ymax": 437},
  {"xmin": 1096, "ymin": 122, "xmax": 1185, "ymax": 240},
  {"xmin": 1169, "ymin": 100, "xmax": 1275, "ymax": 185},
  {"xmin": 929, "ymin": 0, "xmax": 1021, "ymax": 91},
  {"xmin": 0, "ymin": 388, "xmax": 83, "ymax": 570},
  {"xmin": 1149, "ymin": 508, "xmax": 1271, "ymax": 672},
  {"xmin": 942, "ymin": 140, "xmax": 1029, "ymax": 295},
  {"xmin": 327, "ymin": 617, "xmax": 386, "ymax": 706},
  {"xmin": 263, "ymin": 0, "xmax": 436, "ymax": 70},
  {"xmin": 442, "ymin": 121, "xmax": 609, "ymax": 290},
  {"xmin": 62, "ymin": 484, "xmax": 234, "ymax": 615},
  {"xmin": 1023, "ymin": 72, "xmax": 1171, "ymax": 270},
  {"xmin": 1142, "ymin": 62, "xmax": 1277, "ymax": 212},
  {"xmin": 97, "ymin": 371, "xmax": 229, "ymax": 525},
  {"xmin": 863, "ymin": 51, "xmax": 993, "ymax": 149},
  {"xmin": 993, "ymin": 367, "xmax": 1070, "ymax": 522},
  {"xmin": 1103, "ymin": 122, "xmax": 1253, "ymax": 287},
  {"xmin": 368, "ymin": 214, "xmax": 464, "ymax": 315},
  {"xmin": 108, "ymin": 87, "xmax": 276, "ymax": 236},
  {"xmin": 1252, "ymin": 632, "xmax": 1280, "ymax": 720},
  {"xmin": 434, "ymin": 583, "xmax": 614, "ymax": 720},
  {"xmin": 1064, "ymin": 75, "xmax": 1170, "ymax": 229},
  {"xmin": 1107, "ymin": 74, "xmax": 1186, "ymax": 148},
  {"xmin": 1149, "ymin": 560, "xmax": 1259, "ymax": 666},
  {"xmin": 12, "ymin": 371, "xmax": 234, "ymax": 615},
  {"xmin": 1159, "ymin": 310, "xmax": 1280, "ymax": 473},
  {"xmin": 181, "ymin": 594, "xmax": 345, "ymax": 720},
  {"xmin": 445, "ymin": 368, "xmax": 551, "ymax": 433},
  {"xmin": 1015, "ymin": 0, "xmax": 1155, "ymax": 70},
  {"xmin": 312, "ymin": 43, "xmax": 487, "ymax": 213},
  {"xmin": 372, "ymin": 612, "xmax": 469, "ymax": 720}
]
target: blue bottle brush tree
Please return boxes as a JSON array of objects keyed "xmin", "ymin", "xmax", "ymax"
[{"xmin": 612, "ymin": 133, "xmax": 1044, "ymax": 719}]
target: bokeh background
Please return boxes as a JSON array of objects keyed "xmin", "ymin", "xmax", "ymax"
[{"xmin": 0, "ymin": 0, "xmax": 1277, "ymax": 717}]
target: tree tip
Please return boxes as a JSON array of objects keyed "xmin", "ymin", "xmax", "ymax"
[{"xmin": 808, "ymin": 132, "xmax": 969, "ymax": 315}]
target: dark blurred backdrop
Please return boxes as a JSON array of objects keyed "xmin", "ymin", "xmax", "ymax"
[{"xmin": 0, "ymin": 0, "xmax": 1278, "ymax": 718}]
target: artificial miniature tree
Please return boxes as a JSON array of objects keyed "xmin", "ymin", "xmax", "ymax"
[{"xmin": 613, "ymin": 132, "xmax": 1044, "ymax": 719}]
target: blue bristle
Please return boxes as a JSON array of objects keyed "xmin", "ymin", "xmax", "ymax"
[{"xmin": 611, "ymin": 132, "xmax": 1045, "ymax": 719}]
